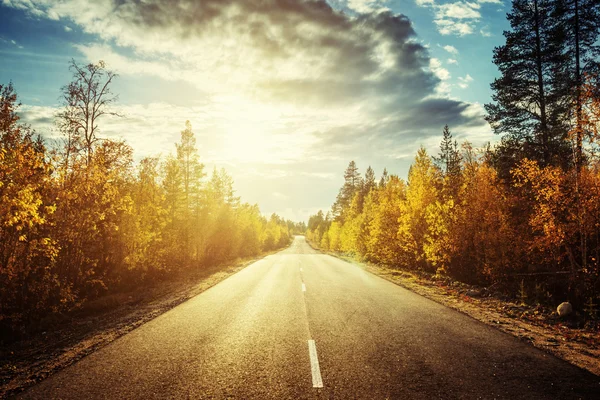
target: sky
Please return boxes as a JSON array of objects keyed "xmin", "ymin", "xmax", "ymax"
[{"xmin": 0, "ymin": 0, "xmax": 510, "ymax": 222}]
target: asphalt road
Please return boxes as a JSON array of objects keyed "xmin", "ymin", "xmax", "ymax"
[{"xmin": 20, "ymin": 236, "xmax": 600, "ymax": 399}]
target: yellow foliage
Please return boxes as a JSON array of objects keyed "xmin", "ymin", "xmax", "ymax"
[{"xmin": 398, "ymin": 147, "xmax": 440, "ymax": 270}]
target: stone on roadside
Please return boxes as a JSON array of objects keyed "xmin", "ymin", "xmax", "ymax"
[
  {"xmin": 557, "ymin": 302, "xmax": 573, "ymax": 317},
  {"xmin": 466, "ymin": 289, "xmax": 483, "ymax": 297}
]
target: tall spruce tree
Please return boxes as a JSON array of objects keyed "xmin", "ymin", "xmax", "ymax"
[
  {"xmin": 176, "ymin": 120, "xmax": 204, "ymax": 212},
  {"xmin": 485, "ymin": 0, "xmax": 570, "ymax": 168},
  {"xmin": 435, "ymin": 125, "xmax": 461, "ymax": 176},
  {"xmin": 363, "ymin": 166, "xmax": 376, "ymax": 196},
  {"xmin": 174, "ymin": 121, "xmax": 205, "ymax": 264},
  {"xmin": 435, "ymin": 125, "xmax": 462, "ymax": 199},
  {"xmin": 332, "ymin": 161, "xmax": 362, "ymax": 221},
  {"xmin": 554, "ymin": 0, "xmax": 600, "ymax": 168},
  {"xmin": 379, "ymin": 168, "xmax": 389, "ymax": 188}
]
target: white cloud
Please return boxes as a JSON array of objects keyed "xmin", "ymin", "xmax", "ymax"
[
  {"xmin": 46, "ymin": 8, "xmax": 59, "ymax": 20},
  {"xmin": 433, "ymin": 1, "xmax": 481, "ymax": 36},
  {"xmin": 447, "ymin": 58, "xmax": 458, "ymax": 64},
  {"xmin": 272, "ymin": 192, "xmax": 290, "ymax": 200},
  {"xmin": 430, "ymin": 58, "xmax": 451, "ymax": 80},
  {"xmin": 437, "ymin": 2, "xmax": 481, "ymax": 19},
  {"xmin": 480, "ymin": 26, "xmax": 492, "ymax": 37},
  {"xmin": 1, "ymin": 37, "xmax": 24, "ymax": 49},
  {"xmin": 435, "ymin": 81, "xmax": 452, "ymax": 95},
  {"xmin": 64, "ymin": 25, "xmax": 72, "ymax": 32},
  {"xmin": 458, "ymin": 73, "xmax": 474, "ymax": 89},
  {"xmin": 443, "ymin": 45, "xmax": 459, "ymax": 54},
  {"xmin": 75, "ymin": 44, "xmax": 183, "ymax": 83},
  {"xmin": 346, "ymin": 0, "xmax": 390, "ymax": 13},
  {"xmin": 435, "ymin": 19, "xmax": 475, "ymax": 36},
  {"xmin": 415, "ymin": 0, "xmax": 499, "ymax": 36}
]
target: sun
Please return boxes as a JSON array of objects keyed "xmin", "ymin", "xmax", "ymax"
[
  {"xmin": 221, "ymin": 119, "xmax": 274, "ymax": 163},
  {"xmin": 212, "ymin": 94, "xmax": 296, "ymax": 165}
]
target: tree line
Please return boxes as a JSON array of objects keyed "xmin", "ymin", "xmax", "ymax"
[
  {"xmin": 0, "ymin": 61, "xmax": 302, "ymax": 337},
  {"xmin": 308, "ymin": 0, "xmax": 600, "ymax": 311}
]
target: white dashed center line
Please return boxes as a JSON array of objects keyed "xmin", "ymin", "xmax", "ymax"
[
  {"xmin": 300, "ymin": 263, "xmax": 322, "ymax": 388},
  {"xmin": 308, "ymin": 340, "xmax": 323, "ymax": 388}
]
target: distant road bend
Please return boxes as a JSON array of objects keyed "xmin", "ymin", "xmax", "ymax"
[{"xmin": 20, "ymin": 236, "xmax": 600, "ymax": 399}]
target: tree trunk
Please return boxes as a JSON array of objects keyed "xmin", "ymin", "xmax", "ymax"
[
  {"xmin": 575, "ymin": 0, "xmax": 583, "ymax": 171},
  {"xmin": 533, "ymin": 0, "xmax": 549, "ymax": 165}
]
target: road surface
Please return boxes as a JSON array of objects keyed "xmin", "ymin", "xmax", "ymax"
[{"xmin": 20, "ymin": 236, "xmax": 600, "ymax": 399}]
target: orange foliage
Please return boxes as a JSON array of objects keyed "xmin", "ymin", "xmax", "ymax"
[{"xmin": 1, "ymin": 75, "xmax": 293, "ymax": 336}]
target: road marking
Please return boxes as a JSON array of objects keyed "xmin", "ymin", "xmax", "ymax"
[
  {"xmin": 302, "ymin": 282, "xmax": 306, "ymax": 292},
  {"xmin": 308, "ymin": 340, "xmax": 323, "ymax": 388}
]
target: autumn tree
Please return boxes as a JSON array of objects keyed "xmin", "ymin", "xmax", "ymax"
[
  {"xmin": 397, "ymin": 147, "xmax": 440, "ymax": 271},
  {"xmin": 365, "ymin": 176, "xmax": 406, "ymax": 265},
  {"xmin": 0, "ymin": 67, "xmax": 296, "ymax": 335},
  {"xmin": 50, "ymin": 59, "xmax": 134, "ymax": 299},
  {"xmin": 202, "ymin": 168, "xmax": 240, "ymax": 264},
  {"xmin": 51, "ymin": 138, "xmax": 135, "ymax": 298},
  {"xmin": 129, "ymin": 157, "xmax": 168, "ymax": 277},
  {"xmin": 449, "ymin": 152, "xmax": 516, "ymax": 283},
  {"xmin": 0, "ymin": 83, "xmax": 61, "ymax": 329},
  {"xmin": 307, "ymin": 210, "xmax": 329, "ymax": 247},
  {"xmin": 237, "ymin": 204, "xmax": 264, "ymax": 257}
]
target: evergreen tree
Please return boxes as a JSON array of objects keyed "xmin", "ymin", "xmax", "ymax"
[
  {"xmin": 363, "ymin": 166, "xmax": 376, "ymax": 196},
  {"xmin": 435, "ymin": 125, "xmax": 462, "ymax": 199},
  {"xmin": 176, "ymin": 120, "xmax": 205, "ymax": 212},
  {"xmin": 379, "ymin": 168, "xmax": 389, "ymax": 188},
  {"xmin": 435, "ymin": 125, "xmax": 462, "ymax": 176},
  {"xmin": 174, "ymin": 121, "xmax": 205, "ymax": 264},
  {"xmin": 332, "ymin": 161, "xmax": 362, "ymax": 221},
  {"xmin": 485, "ymin": 0, "xmax": 569, "ymax": 168},
  {"xmin": 207, "ymin": 167, "xmax": 240, "ymax": 207},
  {"xmin": 554, "ymin": 0, "xmax": 600, "ymax": 168}
]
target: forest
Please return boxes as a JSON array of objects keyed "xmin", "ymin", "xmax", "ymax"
[
  {"xmin": 0, "ymin": 61, "xmax": 305, "ymax": 338},
  {"xmin": 307, "ymin": 0, "xmax": 600, "ymax": 312}
]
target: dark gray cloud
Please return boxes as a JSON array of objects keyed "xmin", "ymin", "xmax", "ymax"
[
  {"xmin": 107, "ymin": 1, "xmax": 437, "ymax": 98},
  {"xmin": 10, "ymin": 0, "xmax": 486, "ymax": 135}
]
